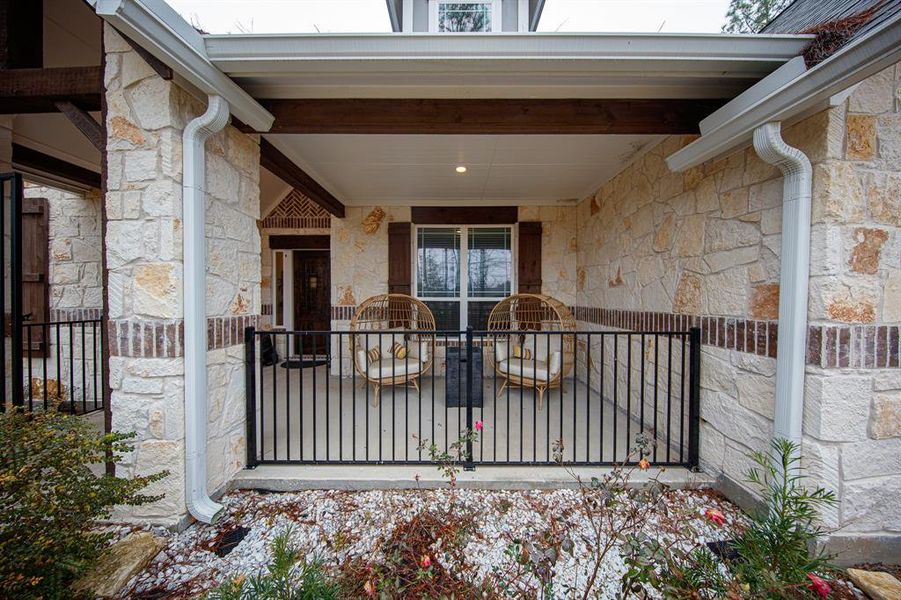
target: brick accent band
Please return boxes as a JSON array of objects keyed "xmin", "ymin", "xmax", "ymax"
[
  {"xmin": 331, "ymin": 305, "xmax": 356, "ymax": 321},
  {"xmin": 207, "ymin": 315, "xmax": 261, "ymax": 351},
  {"xmin": 572, "ymin": 306, "xmax": 900, "ymax": 370},
  {"xmin": 807, "ymin": 324, "xmax": 900, "ymax": 369},
  {"xmin": 109, "ymin": 315, "xmax": 261, "ymax": 358},
  {"xmin": 49, "ymin": 307, "xmax": 103, "ymax": 322}
]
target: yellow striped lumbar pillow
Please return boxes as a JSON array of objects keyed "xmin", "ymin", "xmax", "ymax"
[
  {"xmin": 391, "ymin": 341, "xmax": 408, "ymax": 359},
  {"xmin": 367, "ymin": 347, "xmax": 381, "ymax": 363}
]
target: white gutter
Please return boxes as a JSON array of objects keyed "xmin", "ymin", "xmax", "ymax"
[
  {"xmin": 183, "ymin": 95, "xmax": 230, "ymax": 524},
  {"xmin": 91, "ymin": 0, "xmax": 273, "ymax": 132},
  {"xmin": 752, "ymin": 122, "xmax": 811, "ymax": 446},
  {"xmin": 204, "ymin": 32, "xmax": 811, "ymax": 66},
  {"xmin": 668, "ymin": 13, "xmax": 901, "ymax": 172}
]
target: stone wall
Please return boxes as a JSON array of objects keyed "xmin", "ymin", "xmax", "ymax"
[
  {"xmin": 22, "ymin": 182, "xmax": 104, "ymax": 408},
  {"xmin": 573, "ymin": 65, "xmax": 900, "ymax": 549},
  {"xmin": 104, "ymin": 26, "xmax": 261, "ymax": 525}
]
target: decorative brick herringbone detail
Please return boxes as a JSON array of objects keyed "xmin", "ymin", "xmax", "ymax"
[{"xmin": 261, "ymin": 189, "xmax": 331, "ymax": 229}]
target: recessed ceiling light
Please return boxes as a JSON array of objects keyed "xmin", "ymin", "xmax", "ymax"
[{"xmin": 455, "ymin": 166, "xmax": 467, "ymax": 173}]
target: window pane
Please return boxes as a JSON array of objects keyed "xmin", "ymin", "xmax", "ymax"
[
  {"xmin": 439, "ymin": 2, "xmax": 491, "ymax": 32},
  {"xmin": 468, "ymin": 227, "xmax": 512, "ymax": 298},
  {"xmin": 425, "ymin": 301, "xmax": 461, "ymax": 331},
  {"xmin": 417, "ymin": 228, "xmax": 460, "ymax": 298},
  {"xmin": 467, "ymin": 301, "xmax": 498, "ymax": 331},
  {"xmin": 274, "ymin": 252, "xmax": 284, "ymax": 327}
]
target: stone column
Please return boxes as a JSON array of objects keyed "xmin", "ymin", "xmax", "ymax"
[{"xmin": 103, "ymin": 25, "xmax": 260, "ymax": 526}]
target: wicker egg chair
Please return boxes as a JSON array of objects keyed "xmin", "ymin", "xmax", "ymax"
[
  {"xmin": 349, "ymin": 294, "xmax": 435, "ymax": 404},
  {"xmin": 487, "ymin": 294, "xmax": 576, "ymax": 409}
]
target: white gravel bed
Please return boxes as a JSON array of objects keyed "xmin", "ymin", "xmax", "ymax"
[{"xmin": 118, "ymin": 485, "xmax": 743, "ymax": 599}]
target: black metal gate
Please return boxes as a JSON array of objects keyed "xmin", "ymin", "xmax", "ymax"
[
  {"xmin": 244, "ymin": 325, "xmax": 700, "ymax": 470},
  {"xmin": 2, "ymin": 172, "xmax": 107, "ymax": 414}
]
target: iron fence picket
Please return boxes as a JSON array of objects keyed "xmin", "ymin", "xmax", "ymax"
[{"xmin": 244, "ymin": 328, "xmax": 698, "ymax": 469}]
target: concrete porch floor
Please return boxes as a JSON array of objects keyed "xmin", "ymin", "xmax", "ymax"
[
  {"xmin": 231, "ymin": 463, "xmax": 713, "ymax": 492},
  {"xmin": 252, "ymin": 363, "xmax": 691, "ymax": 467}
]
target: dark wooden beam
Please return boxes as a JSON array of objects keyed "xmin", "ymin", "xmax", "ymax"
[
  {"xmin": 0, "ymin": 66, "xmax": 102, "ymax": 114},
  {"xmin": 240, "ymin": 98, "xmax": 727, "ymax": 135},
  {"xmin": 268, "ymin": 235, "xmax": 330, "ymax": 250},
  {"xmin": 0, "ymin": 0, "xmax": 43, "ymax": 69},
  {"xmin": 412, "ymin": 206, "xmax": 518, "ymax": 224},
  {"xmin": 55, "ymin": 101, "xmax": 104, "ymax": 151},
  {"xmin": 11, "ymin": 143, "xmax": 102, "ymax": 189},
  {"xmin": 259, "ymin": 139, "xmax": 345, "ymax": 218},
  {"xmin": 119, "ymin": 31, "xmax": 173, "ymax": 81}
]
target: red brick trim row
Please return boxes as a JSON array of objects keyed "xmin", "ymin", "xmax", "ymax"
[
  {"xmin": 572, "ymin": 306, "xmax": 900, "ymax": 369},
  {"xmin": 207, "ymin": 315, "xmax": 261, "ymax": 351},
  {"xmin": 331, "ymin": 305, "xmax": 356, "ymax": 321},
  {"xmin": 807, "ymin": 324, "xmax": 900, "ymax": 369},
  {"xmin": 108, "ymin": 319, "xmax": 184, "ymax": 358},
  {"xmin": 108, "ymin": 315, "xmax": 261, "ymax": 358},
  {"xmin": 49, "ymin": 307, "xmax": 103, "ymax": 322}
]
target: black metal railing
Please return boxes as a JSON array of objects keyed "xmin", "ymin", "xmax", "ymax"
[
  {"xmin": 19, "ymin": 318, "xmax": 106, "ymax": 415},
  {"xmin": 244, "ymin": 327, "xmax": 701, "ymax": 469}
]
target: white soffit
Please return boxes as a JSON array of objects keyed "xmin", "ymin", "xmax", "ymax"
[
  {"xmin": 204, "ymin": 33, "xmax": 813, "ymax": 99},
  {"xmin": 266, "ymin": 133, "xmax": 662, "ymax": 206}
]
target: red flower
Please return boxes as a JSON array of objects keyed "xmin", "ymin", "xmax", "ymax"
[
  {"xmin": 807, "ymin": 573, "xmax": 831, "ymax": 598},
  {"xmin": 475, "ymin": 420, "xmax": 484, "ymax": 432},
  {"xmin": 420, "ymin": 554, "xmax": 432, "ymax": 568},
  {"xmin": 704, "ymin": 509, "xmax": 726, "ymax": 526}
]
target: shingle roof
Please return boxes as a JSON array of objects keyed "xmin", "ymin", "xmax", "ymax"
[{"xmin": 762, "ymin": 0, "xmax": 901, "ymax": 38}]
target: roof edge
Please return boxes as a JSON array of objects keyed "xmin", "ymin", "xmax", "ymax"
[
  {"xmin": 666, "ymin": 12, "xmax": 901, "ymax": 171},
  {"xmin": 91, "ymin": 0, "xmax": 274, "ymax": 131}
]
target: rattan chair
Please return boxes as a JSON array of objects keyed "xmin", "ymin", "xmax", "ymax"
[
  {"xmin": 349, "ymin": 294, "xmax": 435, "ymax": 404},
  {"xmin": 487, "ymin": 294, "xmax": 576, "ymax": 410}
]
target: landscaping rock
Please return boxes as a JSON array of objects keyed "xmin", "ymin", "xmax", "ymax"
[
  {"xmin": 73, "ymin": 532, "xmax": 166, "ymax": 598},
  {"xmin": 847, "ymin": 568, "xmax": 901, "ymax": 600}
]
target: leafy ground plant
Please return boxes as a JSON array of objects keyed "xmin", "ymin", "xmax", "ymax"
[
  {"xmin": 0, "ymin": 407, "xmax": 167, "ymax": 600},
  {"xmin": 621, "ymin": 438, "xmax": 837, "ymax": 599},
  {"xmin": 205, "ymin": 527, "xmax": 340, "ymax": 600}
]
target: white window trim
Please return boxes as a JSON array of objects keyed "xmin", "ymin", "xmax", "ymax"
[
  {"xmin": 412, "ymin": 224, "xmax": 517, "ymax": 330},
  {"xmin": 428, "ymin": 0, "xmax": 502, "ymax": 33},
  {"xmin": 271, "ymin": 249, "xmax": 294, "ymax": 329}
]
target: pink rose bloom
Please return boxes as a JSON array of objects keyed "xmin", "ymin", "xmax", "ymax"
[
  {"xmin": 807, "ymin": 573, "xmax": 831, "ymax": 599},
  {"xmin": 704, "ymin": 509, "xmax": 726, "ymax": 526},
  {"xmin": 420, "ymin": 554, "xmax": 432, "ymax": 568},
  {"xmin": 475, "ymin": 420, "xmax": 484, "ymax": 431}
]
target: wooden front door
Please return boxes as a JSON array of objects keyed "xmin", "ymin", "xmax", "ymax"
[{"xmin": 292, "ymin": 250, "xmax": 330, "ymax": 354}]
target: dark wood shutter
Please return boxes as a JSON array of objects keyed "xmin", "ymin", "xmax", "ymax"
[
  {"xmin": 388, "ymin": 222, "xmax": 412, "ymax": 295},
  {"xmin": 22, "ymin": 197, "xmax": 49, "ymax": 356},
  {"xmin": 518, "ymin": 221, "xmax": 542, "ymax": 293}
]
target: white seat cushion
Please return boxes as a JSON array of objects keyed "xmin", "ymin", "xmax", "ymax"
[
  {"xmin": 497, "ymin": 355, "xmax": 560, "ymax": 382},
  {"xmin": 367, "ymin": 358, "xmax": 423, "ymax": 379}
]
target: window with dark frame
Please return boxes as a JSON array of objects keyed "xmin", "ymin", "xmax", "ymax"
[{"xmin": 415, "ymin": 225, "xmax": 513, "ymax": 331}]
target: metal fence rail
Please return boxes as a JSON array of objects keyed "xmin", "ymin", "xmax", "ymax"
[
  {"xmin": 20, "ymin": 318, "xmax": 106, "ymax": 415},
  {"xmin": 245, "ymin": 327, "xmax": 701, "ymax": 470}
]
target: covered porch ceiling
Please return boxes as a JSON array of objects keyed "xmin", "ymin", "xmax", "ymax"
[
  {"xmin": 266, "ymin": 133, "xmax": 662, "ymax": 206},
  {"xmin": 210, "ymin": 32, "xmax": 812, "ymax": 212}
]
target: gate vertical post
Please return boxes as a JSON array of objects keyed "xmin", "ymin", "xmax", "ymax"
[
  {"xmin": 244, "ymin": 326, "xmax": 258, "ymax": 469},
  {"xmin": 464, "ymin": 326, "xmax": 475, "ymax": 471},
  {"xmin": 4, "ymin": 173, "xmax": 25, "ymax": 409},
  {"xmin": 687, "ymin": 327, "xmax": 701, "ymax": 470}
]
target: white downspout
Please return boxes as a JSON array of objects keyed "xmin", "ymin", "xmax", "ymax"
[
  {"xmin": 752, "ymin": 121, "xmax": 812, "ymax": 446},
  {"xmin": 183, "ymin": 95, "xmax": 230, "ymax": 524}
]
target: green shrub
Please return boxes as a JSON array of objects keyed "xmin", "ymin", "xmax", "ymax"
[
  {"xmin": 622, "ymin": 439, "xmax": 837, "ymax": 599},
  {"xmin": 0, "ymin": 407, "xmax": 167, "ymax": 599},
  {"xmin": 205, "ymin": 527, "xmax": 340, "ymax": 600}
]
